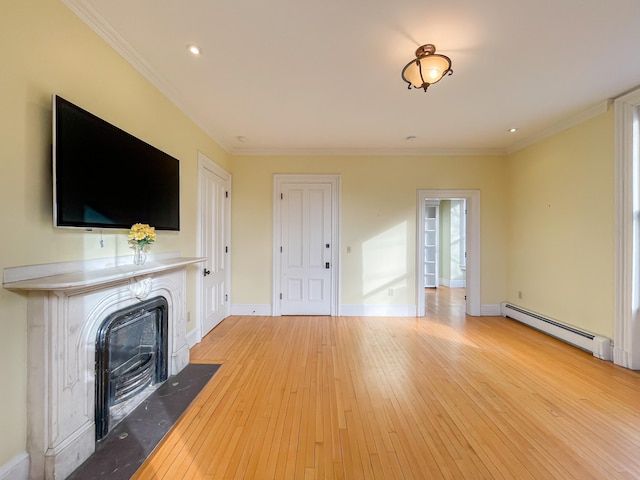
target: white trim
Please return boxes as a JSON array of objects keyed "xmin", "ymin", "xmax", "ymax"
[
  {"xmin": 59, "ymin": 0, "xmax": 229, "ymax": 152},
  {"xmin": 481, "ymin": 304, "xmax": 502, "ymax": 316},
  {"xmin": 272, "ymin": 175, "xmax": 341, "ymax": 316},
  {"xmin": 229, "ymin": 303, "xmax": 498, "ymax": 317},
  {"xmin": 506, "ymin": 100, "xmax": 611, "ymax": 154},
  {"xmin": 417, "ymin": 190, "xmax": 481, "ymax": 317},
  {"xmin": 231, "ymin": 304, "xmax": 272, "ymax": 316},
  {"xmin": 614, "ymin": 87, "xmax": 640, "ymax": 369},
  {"xmin": 0, "ymin": 452, "xmax": 29, "ymax": 480},
  {"xmin": 438, "ymin": 278, "xmax": 467, "ymax": 289},
  {"xmin": 340, "ymin": 304, "xmax": 417, "ymax": 317},
  {"xmin": 231, "ymin": 147, "xmax": 506, "ymax": 157},
  {"xmin": 186, "ymin": 327, "xmax": 200, "ymax": 348},
  {"xmin": 196, "ymin": 152, "xmax": 232, "ymax": 345}
]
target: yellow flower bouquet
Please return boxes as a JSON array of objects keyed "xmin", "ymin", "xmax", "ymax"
[
  {"xmin": 128, "ymin": 223, "xmax": 156, "ymax": 265},
  {"xmin": 128, "ymin": 223, "xmax": 157, "ymax": 249}
]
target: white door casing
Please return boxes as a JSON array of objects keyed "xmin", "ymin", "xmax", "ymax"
[
  {"xmin": 614, "ymin": 88, "xmax": 640, "ymax": 369},
  {"xmin": 273, "ymin": 175, "xmax": 340, "ymax": 316},
  {"xmin": 424, "ymin": 200, "xmax": 440, "ymax": 288},
  {"xmin": 417, "ymin": 190, "xmax": 480, "ymax": 317},
  {"xmin": 197, "ymin": 152, "xmax": 231, "ymax": 340}
]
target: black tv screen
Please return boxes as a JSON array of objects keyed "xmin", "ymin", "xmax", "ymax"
[{"xmin": 53, "ymin": 95, "xmax": 180, "ymax": 230}]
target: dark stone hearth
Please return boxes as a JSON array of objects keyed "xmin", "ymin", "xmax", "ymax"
[{"xmin": 67, "ymin": 363, "xmax": 220, "ymax": 480}]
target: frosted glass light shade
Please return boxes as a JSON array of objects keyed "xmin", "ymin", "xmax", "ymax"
[{"xmin": 401, "ymin": 44, "xmax": 453, "ymax": 92}]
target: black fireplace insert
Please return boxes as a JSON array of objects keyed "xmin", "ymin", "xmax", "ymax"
[{"xmin": 95, "ymin": 296, "xmax": 168, "ymax": 440}]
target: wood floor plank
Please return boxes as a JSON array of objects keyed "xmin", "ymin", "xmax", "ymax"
[{"xmin": 133, "ymin": 288, "xmax": 640, "ymax": 479}]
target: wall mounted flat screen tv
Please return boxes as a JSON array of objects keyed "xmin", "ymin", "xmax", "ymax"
[{"xmin": 53, "ymin": 95, "xmax": 180, "ymax": 230}]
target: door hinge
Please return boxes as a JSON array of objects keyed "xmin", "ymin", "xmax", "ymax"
[
  {"xmin": 280, "ymin": 293, "xmax": 283, "ymax": 300},
  {"xmin": 225, "ymin": 246, "xmax": 229, "ymax": 253},
  {"xmin": 280, "ymin": 246, "xmax": 283, "ymax": 253},
  {"xmin": 225, "ymin": 191, "xmax": 229, "ymax": 198},
  {"xmin": 281, "ymin": 193, "xmax": 283, "ymax": 200},
  {"xmin": 225, "ymin": 294, "xmax": 228, "ymax": 301}
]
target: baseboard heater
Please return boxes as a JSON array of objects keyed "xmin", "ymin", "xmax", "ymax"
[{"xmin": 500, "ymin": 302, "xmax": 612, "ymax": 361}]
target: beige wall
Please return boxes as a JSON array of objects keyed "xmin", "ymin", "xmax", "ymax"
[
  {"xmin": 231, "ymin": 155, "xmax": 509, "ymax": 307},
  {"xmin": 0, "ymin": 0, "xmax": 229, "ymax": 466},
  {"xmin": 505, "ymin": 108, "xmax": 615, "ymax": 338}
]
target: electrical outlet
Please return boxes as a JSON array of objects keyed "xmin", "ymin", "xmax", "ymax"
[
  {"xmin": 347, "ymin": 246, "xmax": 351, "ymax": 253},
  {"xmin": 187, "ymin": 312, "xmax": 191, "ymax": 322},
  {"xmin": 518, "ymin": 291, "xmax": 522, "ymax": 300},
  {"xmin": 388, "ymin": 288, "xmax": 394, "ymax": 296}
]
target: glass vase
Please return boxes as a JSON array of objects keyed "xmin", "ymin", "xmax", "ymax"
[{"xmin": 133, "ymin": 244, "xmax": 147, "ymax": 266}]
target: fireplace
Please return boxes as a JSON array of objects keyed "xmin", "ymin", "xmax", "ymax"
[
  {"xmin": 95, "ymin": 296, "xmax": 169, "ymax": 440},
  {"xmin": 2, "ymin": 253, "xmax": 202, "ymax": 480}
]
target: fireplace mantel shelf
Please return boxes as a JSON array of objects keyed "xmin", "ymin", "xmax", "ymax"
[
  {"xmin": 8, "ymin": 251, "xmax": 198, "ymax": 479},
  {"xmin": 3, "ymin": 256, "xmax": 205, "ymax": 292}
]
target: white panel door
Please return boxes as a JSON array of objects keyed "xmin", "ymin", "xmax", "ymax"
[
  {"xmin": 201, "ymin": 166, "xmax": 228, "ymax": 335},
  {"xmin": 280, "ymin": 183, "xmax": 332, "ymax": 315}
]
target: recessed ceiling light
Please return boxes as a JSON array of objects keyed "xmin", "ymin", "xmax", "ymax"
[
  {"xmin": 236, "ymin": 136, "xmax": 248, "ymax": 143},
  {"xmin": 406, "ymin": 135, "xmax": 417, "ymax": 142},
  {"xmin": 508, "ymin": 128, "xmax": 518, "ymax": 133},
  {"xmin": 187, "ymin": 44, "xmax": 201, "ymax": 56}
]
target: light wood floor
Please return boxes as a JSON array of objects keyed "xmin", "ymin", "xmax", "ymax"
[{"xmin": 133, "ymin": 288, "xmax": 640, "ymax": 479}]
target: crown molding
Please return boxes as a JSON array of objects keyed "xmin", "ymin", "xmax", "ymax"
[
  {"xmin": 59, "ymin": 0, "xmax": 232, "ymax": 152},
  {"xmin": 505, "ymin": 100, "xmax": 612, "ymax": 154},
  {"xmin": 228, "ymin": 147, "xmax": 507, "ymax": 157},
  {"xmin": 58, "ymin": 1, "xmax": 615, "ymax": 160},
  {"xmin": 61, "ymin": 1, "xmax": 171, "ymax": 98}
]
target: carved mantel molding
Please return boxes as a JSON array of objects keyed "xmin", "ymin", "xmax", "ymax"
[{"xmin": 3, "ymin": 252, "xmax": 204, "ymax": 480}]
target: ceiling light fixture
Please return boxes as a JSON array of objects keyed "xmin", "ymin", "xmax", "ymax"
[
  {"xmin": 187, "ymin": 44, "xmax": 202, "ymax": 56},
  {"xmin": 401, "ymin": 44, "xmax": 452, "ymax": 92},
  {"xmin": 508, "ymin": 128, "xmax": 518, "ymax": 133}
]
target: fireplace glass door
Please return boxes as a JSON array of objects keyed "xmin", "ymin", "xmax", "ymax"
[{"xmin": 95, "ymin": 296, "xmax": 168, "ymax": 439}]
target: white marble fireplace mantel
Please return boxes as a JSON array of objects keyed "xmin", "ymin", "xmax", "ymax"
[
  {"xmin": 3, "ymin": 252, "xmax": 204, "ymax": 480},
  {"xmin": 3, "ymin": 252, "xmax": 204, "ymax": 291}
]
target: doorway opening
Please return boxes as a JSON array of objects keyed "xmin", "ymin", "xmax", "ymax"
[{"xmin": 416, "ymin": 190, "xmax": 480, "ymax": 317}]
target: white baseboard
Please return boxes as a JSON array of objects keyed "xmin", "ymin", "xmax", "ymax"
[
  {"xmin": 228, "ymin": 303, "xmax": 496, "ymax": 318},
  {"xmin": 232, "ymin": 304, "xmax": 419, "ymax": 317},
  {"xmin": 186, "ymin": 328, "xmax": 201, "ymax": 348},
  {"xmin": 481, "ymin": 304, "xmax": 502, "ymax": 316},
  {"xmin": 438, "ymin": 278, "xmax": 467, "ymax": 288},
  {"xmin": 340, "ymin": 304, "xmax": 417, "ymax": 317},
  {"xmin": 0, "ymin": 452, "xmax": 29, "ymax": 480},
  {"xmin": 230, "ymin": 304, "xmax": 272, "ymax": 316}
]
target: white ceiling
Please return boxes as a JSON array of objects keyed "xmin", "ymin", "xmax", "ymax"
[{"xmin": 62, "ymin": 0, "xmax": 640, "ymax": 156}]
